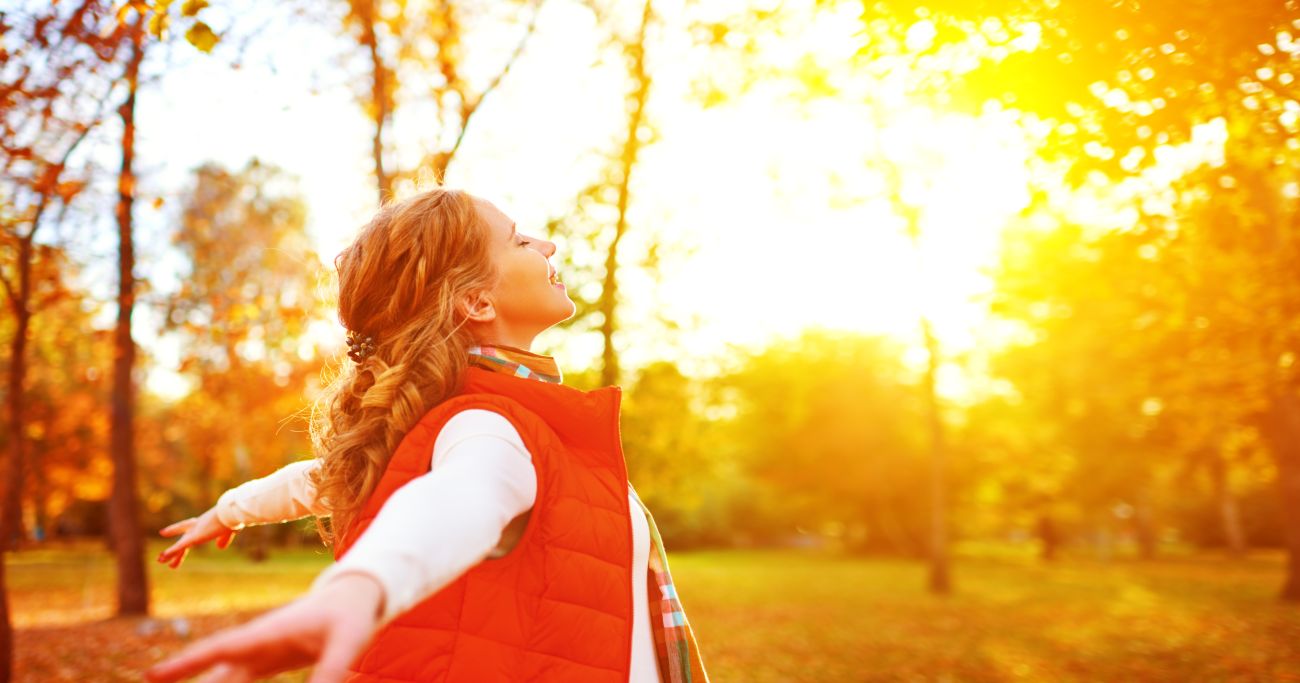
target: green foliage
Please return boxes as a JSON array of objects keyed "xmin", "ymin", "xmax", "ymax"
[
  {"xmin": 621, "ymin": 361, "xmax": 753, "ymax": 547},
  {"xmin": 713, "ymin": 329, "xmax": 933, "ymax": 553}
]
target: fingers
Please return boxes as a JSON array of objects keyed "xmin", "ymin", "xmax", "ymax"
[
  {"xmin": 156, "ymin": 545, "xmax": 178, "ymax": 567},
  {"xmin": 146, "ymin": 609, "xmax": 297, "ymax": 683},
  {"xmin": 156, "ymin": 546, "xmax": 189, "ymax": 570},
  {"xmin": 157, "ymin": 539, "xmax": 193, "ymax": 568},
  {"xmin": 145, "ymin": 630, "xmax": 243, "ymax": 683},
  {"xmin": 158, "ymin": 519, "xmax": 198, "ymax": 567},
  {"xmin": 196, "ymin": 662, "xmax": 254, "ymax": 683},
  {"xmin": 157, "ymin": 530, "xmax": 235, "ymax": 569},
  {"xmin": 307, "ymin": 625, "xmax": 372, "ymax": 683},
  {"xmin": 147, "ymin": 597, "xmax": 328, "ymax": 683},
  {"xmin": 159, "ymin": 518, "xmax": 196, "ymax": 537},
  {"xmin": 158, "ymin": 516, "xmax": 238, "ymax": 568},
  {"xmin": 143, "ymin": 593, "xmax": 372, "ymax": 683}
]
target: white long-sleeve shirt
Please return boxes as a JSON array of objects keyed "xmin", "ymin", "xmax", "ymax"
[{"xmin": 213, "ymin": 409, "xmax": 662, "ymax": 683}]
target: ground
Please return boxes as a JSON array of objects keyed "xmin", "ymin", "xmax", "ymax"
[{"xmin": 8, "ymin": 539, "xmax": 1300, "ymax": 682}]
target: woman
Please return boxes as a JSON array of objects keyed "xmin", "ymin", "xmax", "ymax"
[{"xmin": 144, "ymin": 188, "xmax": 708, "ymax": 683}]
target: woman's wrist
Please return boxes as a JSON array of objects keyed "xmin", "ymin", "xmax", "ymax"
[{"xmin": 212, "ymin": 490, "xmax": 247, "ymax": 531}]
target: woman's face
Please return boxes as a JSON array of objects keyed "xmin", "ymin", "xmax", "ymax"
[{"xmin": 463, "ymin": 196, "xmax": 576, "ymax": 348}]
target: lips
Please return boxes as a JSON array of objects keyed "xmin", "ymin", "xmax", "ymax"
[{"xmin": 548, "ymin": 264, "xmax": 561, "ymax": 285}]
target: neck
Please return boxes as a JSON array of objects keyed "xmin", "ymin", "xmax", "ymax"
[
  {"xmin": 472, "ymin": 330, "xmax": 536, "ymax": 353},
  {"xmin": 475, "ymin": 340, "xmax": 532, "ymax": 354}
]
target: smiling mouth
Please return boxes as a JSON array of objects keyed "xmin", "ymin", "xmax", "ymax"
[{"xmin": 548, "ymin": 267, "xmax": 562, "ymax": 285}]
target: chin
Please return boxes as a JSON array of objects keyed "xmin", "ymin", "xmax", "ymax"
[{"xmin": 554, "ymin": 299, "xmax": 577, "ymax": 324}]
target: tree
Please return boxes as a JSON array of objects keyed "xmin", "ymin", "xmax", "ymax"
[
  {"xmin": 330, "ymin": 0, "xmax": 545, "ymax": 200},
  {"xmin": 989, "ymin": 214, "xmax": 1186, "ymax": 561},
  {"xmin": 720, "ymin": 329, "xmax": 932, "ymax": 554},
  {"xmin": 0, "ymin": 243, "xmax": 116, "ymax": 542},
  {"xmin": 107, "ymin": 10, "xmax": 150, "ymax": 617},
  {"xmin": 0, "ymin": 0, "xmax": 140, "ymax": 675},
  {"xmin": 594, "ymin": 0, "xmax": 654, "ymax": 387},
  {"xmin": 1, "ymin": 0, "xmax": 237, "ymax": 650},
  {"xmin": 542, "ymin": 0, "xmax": 662, "ymax": 387},
  {"xmin": 941, "ymin": 0, "xmax": 1300, "ymax": 599},
  {"xmin": 695, "ymin": 0, "xmax": 1300, "ymax": 600},
  {"xmin": 162, "ymin": 159, "xmax": 328, "ymax": 558},
  {"xmin": 620, "ymin": 360, "xmax": 738, "ymax": 547},
  {"xmin": 0, "ymin": 0, "xmax": 128, "ymax": 549},
  {"xmin": 682, "ymin": 0, "xmax": 1015, "ymax": 595}
]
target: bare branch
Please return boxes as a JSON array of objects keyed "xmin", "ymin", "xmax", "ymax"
[
  {"xmin": 444, "ymin": 0, "xmax": 545, "ymax": 166},
  {"xmin": 473, "ymin": 0, "xmax": 545, "ymax": 111}
]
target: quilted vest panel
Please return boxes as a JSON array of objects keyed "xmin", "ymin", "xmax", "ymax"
[{"xmin": 332, "ymin": 365, "xmax": 635, "ymax": 682}]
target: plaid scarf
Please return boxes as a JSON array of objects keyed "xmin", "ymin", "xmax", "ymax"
[
  {"xmin": 467, "ymin": 344, "xmax": 710, "ymax": 683},
  {"xmin": 467, "ymin": 343, "xmax": 564, "ymax": 383}
]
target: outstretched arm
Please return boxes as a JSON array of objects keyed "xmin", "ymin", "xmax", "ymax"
[
  {"xmin": 156, "ymin": 458, "xmax": 327, "ymax": 569},
  {"xmin": 213, "ymin": 458, "xmax": 330, "ymax": 530},
  {"xmin": 145, "ymin": 410, "xmax": 536, "ymax": 682}
]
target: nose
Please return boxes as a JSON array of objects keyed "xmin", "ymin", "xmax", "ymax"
[{"xmin": 521, "ymin": 231, "xmax": 557, "ymax": 258}]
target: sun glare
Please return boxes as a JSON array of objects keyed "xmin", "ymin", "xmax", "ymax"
[
  {"xmin": 620, "ymin": 89, "xmax": 1034, "ymax": 395},
  {"xmin": 137, "ymin": 3, "xmax": 1041, "ymax": 400}
]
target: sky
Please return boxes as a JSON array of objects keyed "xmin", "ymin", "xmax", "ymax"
[{"xmin": 66, "ymin": 0, "xmax": 1206, "ymax": 404}]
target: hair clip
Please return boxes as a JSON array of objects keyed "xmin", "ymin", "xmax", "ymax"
[{"xmin": 345, "ymin": 329, "xmax": 376, "ymax": 363}]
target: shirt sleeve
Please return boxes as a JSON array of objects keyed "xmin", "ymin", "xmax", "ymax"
[
  {"xmin": 213, "ymin": 459, "xmax": 330, "ymax": 531},
  {"xmin": 308, "ymin": 409, "xmax": 537, "ymax": 629}
]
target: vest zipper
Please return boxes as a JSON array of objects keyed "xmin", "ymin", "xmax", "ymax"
[{"xmin": 609, "ymin": 384, "xmax": 635, "ymax": 681}]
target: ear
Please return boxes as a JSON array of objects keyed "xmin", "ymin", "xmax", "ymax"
[{"xmin": 461, "ymin": 290, "xmax": 497, "ymax": 324}]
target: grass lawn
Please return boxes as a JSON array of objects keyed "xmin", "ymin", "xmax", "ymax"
[{"xmin": 8, "ymin": 538, "xmax": 1300, "ymax": 682}]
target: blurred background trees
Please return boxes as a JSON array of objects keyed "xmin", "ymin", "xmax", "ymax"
[
  {"xmin": 688, "ymin": 0, "xmax": 1300, "ymax": 598},
  {"xmin": 5, "ymin": 5, "xmax": 1300, "ymax": 678},
  {"xmin": 156, "ymin": 158, "xmax": 328, "ymax": 559}
]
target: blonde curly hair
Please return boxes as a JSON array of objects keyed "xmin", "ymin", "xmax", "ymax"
[{"xmin": 307, "ymin": 187, "xmax": 498, "ymax": 547}]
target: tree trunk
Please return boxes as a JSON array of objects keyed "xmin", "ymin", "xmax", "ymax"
[
  {"xmin": 283, "ymin": 520, "xmax": 303, "ymax": 549},
  {"xmin": 1208, "ymin": 451, "xmax": 1248, "ymax": 559},
  {"xmin": 0, "ymin": 99, "xmax": 52, "ymax": 683},
  {"xmin": 108, "ymin": 18, "xmax": 149, "ymax": 616},
  {"xmin": 0, "ymin": 552, "xmax": 9, "ymax": 683},
  {"xmin": 872, "ymin": 497, "xmax": 915, "ymax": 555},
  {"xmin": 896, "ymin": 189, "xmax": 951, "ymax": 592},
  {"xmin": 1133, "ymin": 486, "xmax": 1157, "ymax": 560},
  {"xmin": 358, "ymin": 0, "xmax": 391, "ymax": 204},
  {"xmin": 1, "ymin": 236, "xmax": 32, "ymax": 554},
  {"xmin": 32, "ymin": 451, "xmax": 47, "ymax": 542},
  {"xmin": 201, "ymin": 451, "xmax": 218, "ymax": 511},
  {"xmin": 232, "ymin": 445, "xmax": 267, "ymax": 563},
  {"xmin": 1036, "ymin": 513, "xmax": 1059, "ymax": 562},
  {"xmin": 1265, "ymin": 386, "xmax": 1300, "ymax": 602},
  {"xmin": 0, "ymin": 272, "xmax": 19, "ymax": 683},
  {"xmin": 598, "ymin": 0, "xmax": 653, "ymax": 389},
  {"xmin": 919, "ymin": 315, "xmax": 951, "ymax": 594},
  {"xmin": 1095, "ymin": 522, "xmax": 1115, "ymax": 561}
]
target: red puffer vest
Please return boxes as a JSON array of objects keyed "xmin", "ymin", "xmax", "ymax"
[{"xmin": 333, "ymin": 364, "xmax": 636, "ymax": 682}]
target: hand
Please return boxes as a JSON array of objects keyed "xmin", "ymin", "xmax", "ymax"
[
  {"xmin": 144, "ymin": 572, "xmax": 386, "ymax": 683},
  {"xmin": 157, "ymin": 507, "xmax": 238, "ymax": 569}
]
